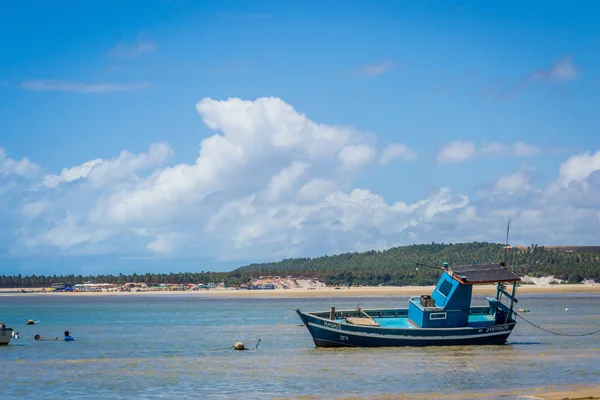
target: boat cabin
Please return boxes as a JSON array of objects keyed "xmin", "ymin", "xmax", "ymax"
[{"xmin": 408, "ymin": 262, "xmax": 520, "ymax": 329}]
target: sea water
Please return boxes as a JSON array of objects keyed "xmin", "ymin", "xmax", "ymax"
[{"xmin": 1, "ymin": 293, "xmax": 599, "ymax": 399}]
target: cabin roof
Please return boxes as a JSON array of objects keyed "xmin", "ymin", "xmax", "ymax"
[{"xmin": 449, "ymin": 263, "xmax": 521, "ymax": 284}]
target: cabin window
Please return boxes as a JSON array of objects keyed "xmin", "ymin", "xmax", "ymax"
[
  {"xmin": 437, "ymin": 280, "xmax": 453, "ymax": 297},
  {"xmin": 429, "ymin": 312, "xmax": 447, "ymax": 320}
]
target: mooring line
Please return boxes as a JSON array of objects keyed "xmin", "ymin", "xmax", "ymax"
[
  {"xmin": 514, "ymin": 312, "xmax": 600, "ymax": 337},
  {"xmin": 252, "ymin": 308, "xmax": 298, "ymax": 350}
]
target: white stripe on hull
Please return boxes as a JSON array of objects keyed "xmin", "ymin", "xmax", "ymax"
[{"xmin": 307, "ymin": 322, "xmax": 511, "ymax": 341}]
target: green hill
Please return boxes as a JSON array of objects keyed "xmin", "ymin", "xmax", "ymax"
[
  {"xmin": 236, "ymin": 242, "xmax": 600, "ymax": 286},
  {"xmin": 1, "ymin": 242, "xmax": 598, "ymax": 288}
]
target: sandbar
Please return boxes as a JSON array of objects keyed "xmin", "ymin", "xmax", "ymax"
[{"xmin": 3, "ymin": 284, "xmax": 600, "ymax": 298}]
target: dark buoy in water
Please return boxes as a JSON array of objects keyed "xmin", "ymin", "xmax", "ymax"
[
  {"xmin": 233, "ymin": 342, "xmax": 245, "ymax": 350},
  {"xmin": 26, "ymin": 319, "xmax": 35, "ymax": 325}
]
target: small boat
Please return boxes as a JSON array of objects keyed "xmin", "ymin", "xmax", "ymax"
[
  {"xmin": 0, "ymin": 323, "xmax": 19, "ymax": 346},
  {"xmin": 296, "ymin": 262, "xmax": 521, "ymax": 347}
]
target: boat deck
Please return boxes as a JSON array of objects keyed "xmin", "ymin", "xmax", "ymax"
[{"xmin": 336, "ymin": 313, "xmax": 496, "ymax": 329}]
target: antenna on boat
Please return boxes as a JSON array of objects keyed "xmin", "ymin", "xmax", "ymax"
[{"xmin": 502, "ymin": 220, "xmax": 511, "ymax": 269}]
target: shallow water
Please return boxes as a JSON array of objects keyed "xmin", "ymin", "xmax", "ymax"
[{"xmin": 1, "ymin": 294, "xmax": 599, "ymax": 398}]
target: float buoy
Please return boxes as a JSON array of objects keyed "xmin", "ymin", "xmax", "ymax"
[
  {"xmin": 233, "ymin": 342, "xmax": 245, "ymax": 350},
  {"xmin": 565, "ymin": 308, "xmax": 569, "ymax": 312},
  {"xmin": 26, "ymin": 319, "xmax": 35, "ymax": 325}
]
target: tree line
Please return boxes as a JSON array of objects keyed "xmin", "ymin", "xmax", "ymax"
[{"xmin": 1, "ymin": 242, "xmax": 598, "ymax": 288}]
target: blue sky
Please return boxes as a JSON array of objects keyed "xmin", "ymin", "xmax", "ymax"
[{"xmin": 1, "ymin": 1, "xmax": 599, "ymax": 275}]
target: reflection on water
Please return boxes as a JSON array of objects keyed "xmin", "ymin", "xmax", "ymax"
[{"xmin": 1, "ymin": 294, "xmax": 599, "ymax": 398}]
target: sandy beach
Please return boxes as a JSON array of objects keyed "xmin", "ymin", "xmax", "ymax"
[{"xmin": 3, "ymin": 284, "xmax": 600, "ymax": 298}]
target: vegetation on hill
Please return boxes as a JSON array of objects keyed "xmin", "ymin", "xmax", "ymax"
[
  {"xmin": 0, "ymin": 242, "xmax": 598, "ymax": 288},
  {"xmin": 237, "ymin": 242, "xmax": 600, "ymax": 285}
]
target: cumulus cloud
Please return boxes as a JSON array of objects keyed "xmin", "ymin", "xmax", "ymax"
[
  {"xmin": 92, "ymin": 97, "xmax": 366, "ymax": 225},
  {"xmin": 146, "ymin": 233, "xmax": 182, "ymax": 254},
  {"xmin": 338, "ymin": 144, "xmax": 377, "ymax": 169},
  {"xmin": 558, "ymin": 150, "xmax": 600, "ymax": 186},
  {"xmin": 379, "ymin": 143, "xmax": 417, "ymax": 165},
  {"xmin": 205, "ymin": 186, "xmax": 468, "ymax": 259},
  {"xmin": 439, "ymin": 141, "xmax": 541, "ymax": 164},
  {"xmin": 16, "ymin": 97, "xmax": 471, "ymax": 262},
  {"xmin": 0, "ymin": 148, "xmax": 39, "ymax": 178},
  {"xmin": 43, "ymin": 142, "xmax": 172, "ymax": 188},
  {"xmin": 437, "ymin": 141, "xmax": 476, "ymax": 164},
  {"xmin": 22, "ymin": 213, "xmax": 112, "ymax": 249},
  {"xmin": 493, "ymin": 165, "xmax": 532, "ymax": 194},
  {"xmin": 9, "ymin": 97, "xmax": 600, "ymax": 271},
  {"xmin": 263, "ymin": 161, "xmax": 309, "ymax": 203}
]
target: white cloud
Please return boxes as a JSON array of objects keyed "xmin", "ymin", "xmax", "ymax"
[
  {"xmin": 456, "ymin": 206, "xmax": 479, "ymax": 224},
  {"xmin": 512, "ymin": 142, "xmax": 540, "ymax": 157},
  {"xmin": 379, "ymin": 143, "xmax": 417, "ymax": 165},
  {"xmin": 481, "ymin": 141, "xmax": 540, "ymax": 157},
  {"xmin": 16, "ymin": 97, "xmax": 472, "ymax": 262},
  {"xmin": 437, "ymin": 141, "xmax": 541, "ymax": 165},
  {"xmin": 0, "ymin": 148, "xmax": 39, "ymax": 178},
  {"xmin": 93, "ymin": 97, "xmax": 367, "ymax": 225},
  {"xmin": 297, "ymin": 178, "xmax": 338, "ymax": 202},
  {"xmin": 9, "ymin": 96, "xmax": 600, "ymax": 271},
  {"xmin": 44, "ymin": 142, "xmax": 172, "ymax": 188},
  {"xmin": 493, "ymin": 166, "xmax": 532, "ymax": 194},
  {"xmin": 358, "ymin": 60, "xmax": 394, "ymax": 77},
  {"xmin": 22, "ymin": 201, "xmax": 48, "ymax": 219},
  {"xmin": 558, "ymin": 150, "xmax": 600, "ymax": 186},
  {"xmin": 23, "ymin": 213, "xmax": 111, "ymax": 249},
  {"xmin": 437, "ymin": 141, "xmax": 476, "ymax": 164},
  {"xmin": 44, "ymin": 159, "xmax": 103, "ymax": 188},
  {"xmin": 338, "ymin": 144, "xmax": 377, "ymax": 169},
  {"xmin": 21, "ymin": 80, "xmax": 149, "ymax": 93},
  {"xmin": 263, "ymin": 161, "xmax": 309, "ymax": 202},
  {"xmin": 146, "ymin": 233, "xmax": 181, "ymax": 254}
]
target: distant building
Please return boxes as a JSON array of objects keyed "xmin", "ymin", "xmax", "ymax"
[
  {"xmin": 260, "ymin": 283, "xmax": 276, "ymax": 290},
  {"xmin": 51, "ymin": 283, "xmax": 73, "ymax": 292}
]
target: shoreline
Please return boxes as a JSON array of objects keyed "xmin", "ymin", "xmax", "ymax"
[{"xmin": 2, "ymin": 284, "xmax": 599, "ymax": 298}]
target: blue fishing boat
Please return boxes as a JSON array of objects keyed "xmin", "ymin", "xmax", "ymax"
[{"xmin": 296, "ymin": 261, "xmax": 521, "ymax": 347}]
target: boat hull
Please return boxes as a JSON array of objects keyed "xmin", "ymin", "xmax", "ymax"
[
  {"xmin": 296, "ymin": 309, "xmax": 515, "ymax": 348},
  {"xmin": 0, "ymin": 328, "xmax": 15, "ymax": 346}
]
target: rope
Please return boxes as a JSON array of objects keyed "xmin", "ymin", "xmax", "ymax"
[
  {"xmin": 514, "ymin": 312, "xmax": 600, "ymax": 337},
  {"xmin": 253, "ymin": 308, "xmax": 297, "ymax": 349},
  {"xmin": 415, "ymin": 262, "xmax": 442, "ymax": 271}
]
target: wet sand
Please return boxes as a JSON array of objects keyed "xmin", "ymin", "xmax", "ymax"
[{"xmin": 3, "ymin": 284, "xmax": 600, "ymax": 298}]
